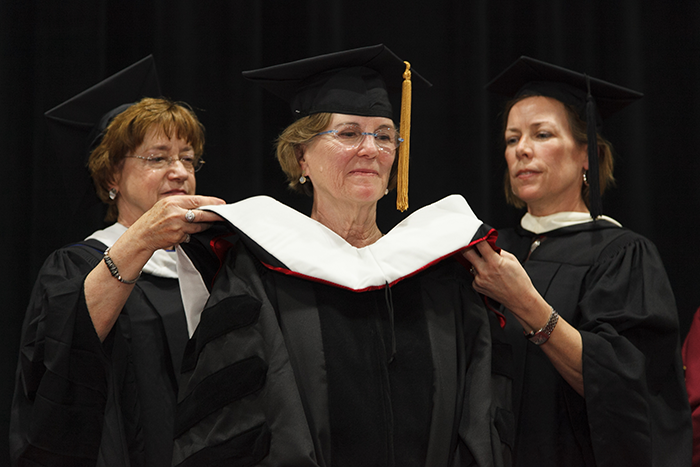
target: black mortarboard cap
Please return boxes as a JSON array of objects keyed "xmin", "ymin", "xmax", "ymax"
[
  {"xmin": 242, "ymin": 43, "xmax": 430, "ymax": 120},
  {"xmin": 44, "ymin": 55, "xmax": 161, "ymax": 222},
  {"xmin": 242, "ymin": 44, "xmax": 430, "ymax": 212},
  {"xmin": 485, "ymin": 56, "xmax": 643, "ymax": 219}
]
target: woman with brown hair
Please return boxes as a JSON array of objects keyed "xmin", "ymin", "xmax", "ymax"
[{"xmin": 464, "ymin": 56, "xmax": 691, "ymax": 466}]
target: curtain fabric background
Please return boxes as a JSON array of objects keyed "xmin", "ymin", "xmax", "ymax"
[{"xmin": 2, "ymin": 1, "xmax": 699, "ymax": 463}]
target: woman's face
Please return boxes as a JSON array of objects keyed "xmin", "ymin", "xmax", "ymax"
[
  {"xmin": 299, "ymin": 113, "xmax": 396, "ymax": 209},
  {"xmin": 112, "ymin": 126, "xmax": 196, "ymax": 226},
  {"xmin": 505, "ymin": 96, "xmax": 588, "ymax": 216}
]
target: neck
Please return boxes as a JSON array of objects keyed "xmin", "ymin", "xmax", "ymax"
[
  {"xmin": 311, "ymin": 198, "xmax": 382, "ymax": 248},
  {"xmin": 116, "ymin": 202, "xmax": 139, "ymax": 228},
  {"xmin": 527, "ymin": 197, "xmax": 589, "ymax": 217},
  {"xmin": 116, "ymin": 216, "xmax": 134, "ymax": 228}
]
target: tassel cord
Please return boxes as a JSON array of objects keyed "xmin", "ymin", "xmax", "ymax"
[{"xmin": 397, "ymin": 61, "xmax": 412, "ymax": 212}]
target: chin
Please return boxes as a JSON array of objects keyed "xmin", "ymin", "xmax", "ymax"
[
  {"xmin": 365, "ymin": 187, "xmax": 387, "ymax": 200},
  {"xmin": 512, "ymin": 186, "xmax": 539, "ymax": 204}
]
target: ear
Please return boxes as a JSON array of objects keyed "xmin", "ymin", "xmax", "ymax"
[
  {"xmin": 109, "ymin": 169, "xmax": 122, "ymax": 190},
  {"xmin": 296, "ymin": 145, "xmax": 307, "ymax": 168},
  {"xmin": 108, "ymin": 170, "xmax": 127, "ymax": 200},
  {"xmin": 579, "ymin": 144, "xmax": 589, "ymax": 170}
]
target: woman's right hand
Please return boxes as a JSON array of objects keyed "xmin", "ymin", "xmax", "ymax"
[
  {"xmin": 463, "ymin": 241, "xmax": 553, "ymax": 335},
  {"xmin": 123, "ymin": 195, "xmax": 226, "ymax": 253},
  {"xmin": 463, "ymin": 241, "xmax": 542, "ymax": 317},
  {"xmin": 463, "ymin": 240, "xmax": 585, "ymax": 395}
]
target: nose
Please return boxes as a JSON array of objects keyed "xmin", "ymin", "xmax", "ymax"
[
  {"xmin": 168, "ymin": 158, "xmax": 191, "ymax": 179},
  {"xmin": 515, "ymin": 136, "xmax": 532, "ymax": 159},
  {"xmin": 356, "ymin": 133, "xmax": 380, "ymax": 157}
]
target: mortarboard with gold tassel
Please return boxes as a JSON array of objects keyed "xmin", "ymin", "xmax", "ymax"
[{"xmin": 242, "ymin": 44, "xmax": 431, "ymax": 211}]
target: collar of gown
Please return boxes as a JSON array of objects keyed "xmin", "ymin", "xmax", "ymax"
[
  {"xmin": 86, "ymin": 222, "xmax": 179, "ymax": 279},
  {"xmin": 176, "ymin": 194, "xmax": 491, "ymax": 336},
  {"xmin": 520, "ymin": 211, "xmax": 622, "ymax": 234}
]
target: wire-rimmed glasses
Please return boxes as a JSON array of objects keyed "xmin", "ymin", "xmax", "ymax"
[
  {"xmin": 315, "ymin": 123, "xmax": 402, "ymax": 153},
  {"xmin": 126, "ymin": 153, "xmax": 206, "ymax": 172}
]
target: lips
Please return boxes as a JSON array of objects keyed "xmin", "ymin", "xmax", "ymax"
[
  {"xmin": 162, "ymin": 189, "xmax": 188, "ymax": 196},
  {"xmin": 349, "ymin": 169, "xmax": 379, "ymax": 176},
  {"xmin": 515, "ymin": 168, "xmax": 540, "ymax": 178}
]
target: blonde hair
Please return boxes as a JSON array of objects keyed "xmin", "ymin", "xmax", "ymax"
[
  {"xmin": 275, "ymin": 112, "xmax": 399, "ymax": 196},
  {"xmin": 88, "ymin": 97, "xmax": 205, "ymax": 221}
]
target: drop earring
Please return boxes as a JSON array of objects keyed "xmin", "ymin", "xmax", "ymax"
[
  {"xmin": 108, "ymin": 187, "xmax": 118, "ymax": 200},
  {"xmin": 299, "ymin": 175, "xmax": 307, "ymax": 184},
  {"xmin": 582, "ymin": 171, "xmax": 589, "ymax": 187}
]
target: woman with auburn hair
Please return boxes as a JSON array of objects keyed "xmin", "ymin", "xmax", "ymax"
[{"xmin": 11, "ymin": 58, "xmax": 224, "ymax": 467}]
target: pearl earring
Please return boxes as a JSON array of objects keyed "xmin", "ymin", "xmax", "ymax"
[{"xmin": 384, "ymin": 188, "xmax": 389, "ymax": 196}]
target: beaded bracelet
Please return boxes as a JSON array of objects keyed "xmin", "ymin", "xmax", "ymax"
[{"xmin": 103, "ymin": 247, "xmax": 141, "ymax": 284}]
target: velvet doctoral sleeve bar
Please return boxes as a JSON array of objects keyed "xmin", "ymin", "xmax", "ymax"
[
  {"xmin": 173, "ymin": 195, "xmax": 513, "ymax": 467},
  {"xmin": 10, "ymin": 240, "xmax": 189, "ymax": 467}
]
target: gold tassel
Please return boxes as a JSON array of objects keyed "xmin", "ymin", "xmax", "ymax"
[{"xmin": 396, "ymin": 61, "xmax": 412, "ymax": 212}]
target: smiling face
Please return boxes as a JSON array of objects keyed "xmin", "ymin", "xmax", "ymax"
[
  {"xmin": 504, "ymin": 96, "xmax": 589, "ymax": 216},
  {"xmin": 298, "ymin": 113, "xmax": 396, "ymax": 210},
  {"xmin": 112, "ymin": 126, "xmax": 196, "ymax": 226}
]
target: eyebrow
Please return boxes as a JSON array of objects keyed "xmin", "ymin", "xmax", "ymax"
[
  {"xmin": 146, "ymin": 144, "xmax": 171, "ymax": 151},
  {"xmin": 334, "ymin": 120, "xmax": 360, "ymax": 128},
  {"xmin": 506, "ymin": 121, "xmax": 551, "ymax": 133},
  {"xmin": 334, "ymin": 121, "xmax": 396, "ymax": 131},
  {"xmin": 146, "ymin": 143, "xmax": 194, "ymax": 153}
]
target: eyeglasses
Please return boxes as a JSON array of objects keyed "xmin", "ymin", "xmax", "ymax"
[
  {"xmin": 315, "ymin": 124, "xmax": 403, "ymax": 153},
  {"xmin": 126, "ymin": 153, "xmax": 205, "ymax": 172}
]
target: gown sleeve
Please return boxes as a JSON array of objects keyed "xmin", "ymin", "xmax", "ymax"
[
  {"xmin": 577, "ymin": 234, "xmax": 691, "ymax": 467},
  {"xmin": 682, "ymin": 307, "xmax": 700, "ymax": 466},
  {"xmin": 10, "ymin": 244, "xmax": 116, "ymax": 466}
]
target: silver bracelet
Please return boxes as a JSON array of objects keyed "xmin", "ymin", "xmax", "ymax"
[
  {"xmin": 524, "ymin": 307, "xmax": 559, "ymax": 345},
  {"xmin": 103, "ymin": 247, "xmax": 141, "ymax": 284}
]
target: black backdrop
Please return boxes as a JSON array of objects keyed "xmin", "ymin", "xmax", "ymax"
[{"xmin": 2, "ymin": 1, "xmax": 699, "ymax": 463}]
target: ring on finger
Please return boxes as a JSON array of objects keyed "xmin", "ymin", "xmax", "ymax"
[
  {"xmin": 183, "ymin": 233, "xmax": 191, "ymax": 244},
  {"xmin": 470, "ymin": 266, "xmax": 477, "ymax": 276},
  {"xmin": 185, "ymin": 210, "xmax": 196, "ymax": 223}
]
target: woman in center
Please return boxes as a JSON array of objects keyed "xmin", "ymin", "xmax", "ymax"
[
  {"xmin": 173, "ymin": 45, "xmax": 511, "ymax": 467},
  {"xmin": 288, "ymin": 111, "xmax": 396, "ymax": 247}
]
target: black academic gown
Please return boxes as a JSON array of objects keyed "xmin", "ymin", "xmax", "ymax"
[
  {"xmin": 10, "ymin": 239, "xmax": 189, "ymax": 467},
  {"xmin": 172, "ymin": 195, "xmax": 513, "ymax": 467},
  {"xmin": 497, "ymin": 220, "xmax": 692, "ymax": 467}
]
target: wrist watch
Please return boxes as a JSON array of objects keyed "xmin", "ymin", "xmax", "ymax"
[{"xmin": 524, "ymin": 307, "xmax": 559, "ymax": 345}]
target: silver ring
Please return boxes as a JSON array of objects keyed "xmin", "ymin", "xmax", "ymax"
[
  {"xmin": 185, "ymin": 210, "xmax": 195, "ymax": 223},
  {"xmin": 183, "ymin": 233, "xmax": 191, "ymax": 243}
]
